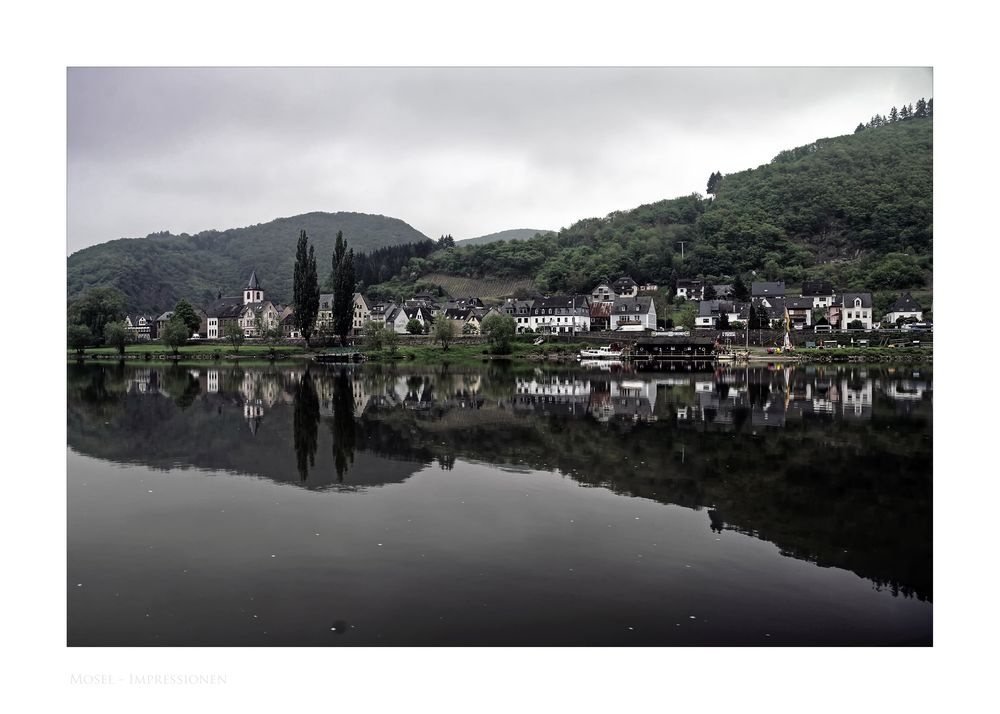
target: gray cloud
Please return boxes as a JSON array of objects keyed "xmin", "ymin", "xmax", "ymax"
[{"xmin": 67, "ymin": 67, "xmax": 932, "ymax": 253}]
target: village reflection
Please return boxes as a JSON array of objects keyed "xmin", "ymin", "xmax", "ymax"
[{"xmin": 68, "ymin": 361, "xmax": 933, "ymax": 600}]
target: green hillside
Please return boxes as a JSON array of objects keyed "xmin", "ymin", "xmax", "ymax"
[
  {"xmin": 459, "ymin": 228, "xmax": 553, "ymax": 246},
  {"xmin": 388, "ymin": 117, "xmax": 932, "ymax": 295},
  {"xmin": 67, "ymin": 212, "xmax": 429, "ymax": 313}
]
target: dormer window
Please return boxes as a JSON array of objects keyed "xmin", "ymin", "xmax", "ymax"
[{"xmin": 854, "ymin": 298, "xmax": 862, "ymax": 308}]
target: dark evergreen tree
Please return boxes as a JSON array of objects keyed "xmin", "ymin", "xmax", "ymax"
[
  {"xmin": 293, "ymin": 230, "xmax": 320, "ymax": 346},
  {"xmin": 926, "ymin": 97, "xmax": 933, "ymax": 117},
  {"xmin": 706, "ymin": 171, "xmax": 722, "ymax": 195},
  {"xmin": 437, "ymin": 234, "xmax": 455, "ymax": 249},
  {"xmin": 748, "ymin": 304, "xmax": 770, "ymax": 330},
  {"xmin": 914, "ymin": 98, "xmax": 927, "ymax": 118},
  {"xmin": 331, "ymin": 231, "xmax": 356, "ymax": 346},
  {"xmin": 899, "ymin": 104, "xmax": 911, "ymax": 120},
  {"xmin": 854, "ymin": 122, "xmax": 866, "ymax": 134},
  {"xmin": 732, "ymin": 274, "xmax": 749, "ymax": 302},
  {"xmin": 889, "ymin": 106, "xmax": 899, "ymax": 123}
]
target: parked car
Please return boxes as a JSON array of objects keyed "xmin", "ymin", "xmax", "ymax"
[
  {"xmin": 190, "ymin": 333, "xmax": 201, "ymax": 340},
  {"xmin": 814, "ymin": 324, "xmax": 832, "ymax": 333}
]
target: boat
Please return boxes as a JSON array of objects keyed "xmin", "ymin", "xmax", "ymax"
[
  {"xmin": 716, "ymin": 350, "xmax": 750, "ymax": 362},
  {"xmin": 579, "ymin": 344, "xmax": 623, "ymax": 359}
]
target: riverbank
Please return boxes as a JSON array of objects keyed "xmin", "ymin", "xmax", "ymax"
[
  {"xmin": 793, "ymin": 346, "xmax": 931, "ymax": 362},
  {"xmin": 363, "ymin": 340, "xmax": 589, "ymax": 364},
  {"xmin": 69, "ymin": 340, "xmax": 930, "ymax": 366}
]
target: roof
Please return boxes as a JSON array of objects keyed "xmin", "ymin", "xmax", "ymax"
[
  {"xmin": 613, "ymin": 276, "xmax": 637, "ymax": 287},
  {"xmin": 635, "ymin": 336, "xmax": 716, "ymax": 347},
  {"xmin": 887, "ymin": 292, "xmax": 922, "ymax": 312},
  {"xmin": 612, "ymin": 295, "xmax": 654, "ymax": 313},
  {"xmin": 246, "ymin": 270, "xmax": 260, "ymax": 290},
  {"xmin": 319, "ymin": 293, "xmax": 335, "ymax": 311},
  {"xmin": 590, "ymin": 302, "xmax": 612, "ymax": 318},
  {"xmin": 751, "ymin": 296, "xmax": 787, "ymax": 318},
  {"xmin": 531, "ymin": 295, "xmax": 590, "ymax": 314},
  {"xmin": 698, "ymin": 300, "xmax": 742, "ymax": 317},
  {"xmin": 677, "ymin": 279, "xmax": 702, "ymax": 288},
  {"xmin": 751, "ymin": 281, "xmax": 785, "ymax": 297},
  {"xmin": 156, "ymin": 311, "xmax": 174, "ymax": 322},
  {"xmin": 785, "ymin": 297, "xmax": 814, "ymax": 310},
  {"xmin": 698, "ymin": 300, "xmax": 721, "ymax": 317},
  {"xmin": 444, "ymin": 308, "xmax": 471, "ymax": 320},
  {"xmin": 247, "ymin": 301, "xmax": 277, "ymax": 316},
  {"xmin": 840, "ymin": 292, "xmax": 873, "ymax": 308},
  {"xmin": 801, "ymin": 280, "xmax": 834, "ymax": 296},
  {"xmin": 205, "ymin": 296, "xmax": 244, "ymax": 318}
]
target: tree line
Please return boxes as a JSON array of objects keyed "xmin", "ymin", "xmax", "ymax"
[{"xmin": 854, "ymin": 97, "xmax": 932, "ymax": 133}]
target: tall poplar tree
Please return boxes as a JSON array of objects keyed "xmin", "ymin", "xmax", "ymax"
[
  {"xmin": 293, "ymin": 230, "xmax": 320, "ymax": 346},
  {"xmin": 331, "ymin": 231, "xmax": 356, "ymax": 346}
]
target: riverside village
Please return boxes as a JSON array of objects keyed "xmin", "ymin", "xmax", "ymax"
[{"xmin": 90, "ymin": 265, "xmax": 932, "ymax": 365}]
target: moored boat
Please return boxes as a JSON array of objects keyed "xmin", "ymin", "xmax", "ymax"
[{"xmin": 579, "ymin": 344, "xmax": 623, "ymax": 359}]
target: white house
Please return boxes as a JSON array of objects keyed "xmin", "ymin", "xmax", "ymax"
[
  {"xmin": 499, "ymin": 299, "xmax": 535, "ymax": 332},
  {"xmin": 610, "ymin": 296, "xmax": 656, "ymax": 331},
  {"xmin": 695, "ymin": 300, "xmax": 747, "ymax": 329},
  {"xmin": 529, "ymin": 296, "xmax": 591, "ymax": 334},
  {"xmin": 883, "ymin": 292, "xmax": 923, "ymax": 325},
  {"xmin": 801, "ymin": 280, "xmax": 835, "ymax": 308},
  {"xmin": 124, "ymin": 314, "xmax": 155, "ymax": 340},
  {"xmin": 387, "ymin": 305, "xmax": 430, "ymax": 333},
  {"xmin": 837, "ymin": 293, "xmax": 874, "ymax": 330},
  {"xmin": 676, "ymin": 279, "xmax": 703, "ymax": 301}
]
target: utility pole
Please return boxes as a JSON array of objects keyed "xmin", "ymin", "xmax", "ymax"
[{"xmin": 677, "ymin": 241, "xmax": 687, "ymax": 261}]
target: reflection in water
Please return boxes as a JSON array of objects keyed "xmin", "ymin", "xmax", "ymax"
[
  {"xmin": 330, "ymin": 369, "xmax": 357, "ymax": 482},
  {"xmin": 67, "ymin": 361, "xmax": 933, "ymax": 603},
  {"xmin": 293, "ymin": 371, "xmax": 319, "ymax": 481}
]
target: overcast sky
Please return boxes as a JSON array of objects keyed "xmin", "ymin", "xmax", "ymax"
[{"xmin": 67, "ymin": 67, "xmax": 932, "ymax": 254}]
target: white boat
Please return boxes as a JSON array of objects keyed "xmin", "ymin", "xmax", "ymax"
[{"xmin": 579, "ymin": 344, "xmax": 623, "ymax": 359}]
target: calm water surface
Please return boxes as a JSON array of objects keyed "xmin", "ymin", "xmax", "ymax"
[{"xmin": 67, "ymin": 361, "xmax": 932, "ymax": 645}]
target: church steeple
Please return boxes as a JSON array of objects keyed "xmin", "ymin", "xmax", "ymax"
[{"xmin": 244, "ymin": 271, "xmax": 263, "ymax": 304}]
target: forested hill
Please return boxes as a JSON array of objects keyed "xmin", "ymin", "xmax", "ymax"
[
  {"xmin": 67, "ymin": 212, "xmax": 430, "ymax": 313},
  {"xmin": 459, "ymin": 228, "xmax": 553, "ymax": 246},
  {"xmin": 387, "ymin": 116, "xmax": 932, "ymax": 296}
]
